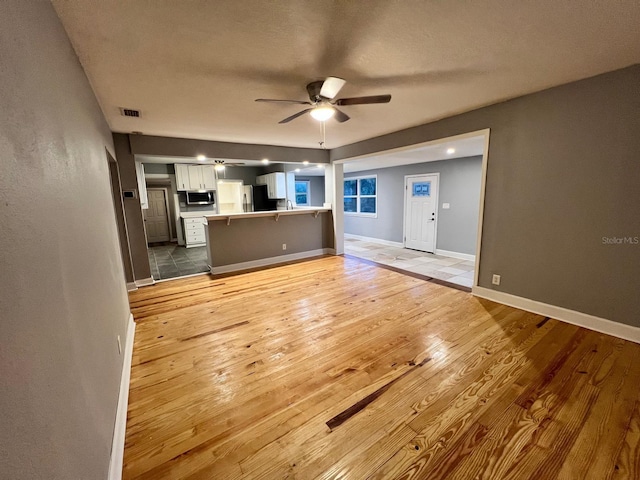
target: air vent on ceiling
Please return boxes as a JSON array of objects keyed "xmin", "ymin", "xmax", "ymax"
[{"xmin": 120, "ymin": 108, "xmax": 141, "ymax": 118}]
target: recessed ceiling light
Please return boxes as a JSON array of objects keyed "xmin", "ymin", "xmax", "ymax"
[
  {"xmin": 197, "ymin": 155, "xmax": 206, "ymax": 161},
  {"xmin": 309, "ymin": 106, "xmax": 335, "ymax": 122},
  {"xmin": 262, "ymin": 158, "xmax": 269, "ymax": 164},
  {"xmin": 295, "ymin": 168, "xmax": 300, "ymax": 172},
  {"xmin": 446, "ymin": 148, "xmax": 455, "ymax": 155},
  {"xmin": 303, "ymin": 160, "xmax": 309, "ymax": 165}
]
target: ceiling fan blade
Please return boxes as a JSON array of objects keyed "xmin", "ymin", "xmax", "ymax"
[
  {"xmin": 335, "ymin": 94, "xmax": 392, "ymax": 106},
  {"xmin": 320, "ymin": 77, "xmax": 346, "ymax": 99},
  {"xmin": 333, "ymin": 108, "xmax": 350, "ymax": 123},
  {"xmin": 278, "ymin": 108, "xmax": 312, "ymax": 124},
  {"xmin": 255, "ymin": 99, "xmax": 312, "ymax": 105}
]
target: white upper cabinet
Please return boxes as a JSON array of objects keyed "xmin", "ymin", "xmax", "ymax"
[
  {"xmin": 175, "ymin": 164, "xmax": 217, "ymax": 191},
  {"xmin": 201, "ymin": 165, "xmax": 216, "ymax": 189},
  {"xmin": 256, "ymin": 172, "xmax": 286, "ymax": 199},
  {"xmin": 175, "ymin": 164, "xmax": 190, "ymax": 190},
  {"xmin": 188, "ymin": 165, "xmax": 204, "ymax": 190}
]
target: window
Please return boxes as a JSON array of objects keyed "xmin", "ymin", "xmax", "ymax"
[
  {"xmin": 344, "ymin": 175, "xmax": 377, "ymax": 216},
  {"xmin": 295, "ymin": 180, "xmax": 310, "ymax": 206}
]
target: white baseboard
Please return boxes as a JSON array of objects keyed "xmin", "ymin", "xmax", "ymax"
[
  {"xmin": 125, "ymin": 282, "xmax": 137, "ymax": 292},
  {"xmin": 472, "ymin": 286, "xmax": 640, "ymax": 344},
  {"xmin": 210, "ymin": 249, "xmax": 335, "ymax": 274},
  {"xmin": 134, "ymin": 277, "xmax": 154, "ymax": 287},
  {"xmin": 435, "ymin": 249, "xmax": 476, "ymax": 262},
  {"xmin": 108, "ymin": 313, "xmax": 136, "ymax": 480},
  {"xmin": 344, "ymin": 233, "xmax": 404, "ymax": 248}
]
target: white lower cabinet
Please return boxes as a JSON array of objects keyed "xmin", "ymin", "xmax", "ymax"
[{"xmin": 183, "ymin": 217, "xmax": 207, "ymax": 247}]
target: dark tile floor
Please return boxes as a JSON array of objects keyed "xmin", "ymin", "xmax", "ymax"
[{"xmin": 147, "ymin": 243, "xmax": 209, "ymax": 280}]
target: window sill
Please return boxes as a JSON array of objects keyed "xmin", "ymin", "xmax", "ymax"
[{"xmin": 344, "ymin": 212, "xmax": 378, "ymax": 219}]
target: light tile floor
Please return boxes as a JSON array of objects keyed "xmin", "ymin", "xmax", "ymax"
[{"xmin": 344, "ymin": 236, "xmax": 475, "ymax": 288}]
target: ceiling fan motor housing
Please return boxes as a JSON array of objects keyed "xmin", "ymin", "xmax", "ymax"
[{"xmin": 306, "ymin": 81, "xmax": 326, "ymax": 102}]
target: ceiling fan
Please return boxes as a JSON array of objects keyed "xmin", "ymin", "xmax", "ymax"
[
  {"xmin": 256, "ymin": 77, "xmax": 391, "ymax": 124},
  {"xmin": 214, "ymin": 159, "xmax": 244, "ymax": 170}
]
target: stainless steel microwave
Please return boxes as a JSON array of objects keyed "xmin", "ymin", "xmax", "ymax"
[{"xmin": 186, "ymin": 190, "xmax": 216, "ymax": 205}]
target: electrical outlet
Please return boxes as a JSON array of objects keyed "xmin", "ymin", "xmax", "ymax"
[
  {"xmin": 282, "ymin": 243, "xmax": 287, "ymax": 250},
  {"xmin": 492, "ymin": 274, "xmax": 501, "ymax": 286},
  {"xmin": 117, "ymin": 335, "xmax": 122, "ymax": 355}
]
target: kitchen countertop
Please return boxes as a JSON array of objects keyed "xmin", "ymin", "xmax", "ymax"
[
  {"xmin": 205, "ymin": 207, "xmax": 331, "ymax": 222},
  {"xmin": 180, "ymin": 211, "xmax": 217, "ymax": 219}
]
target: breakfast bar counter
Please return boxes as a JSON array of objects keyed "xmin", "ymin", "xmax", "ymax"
[{"xmin": 204, "ymin": 208, "xmax": 335, "ymax": 274}]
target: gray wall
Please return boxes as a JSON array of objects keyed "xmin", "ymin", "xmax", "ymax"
[
  {"xmin": 295, "ymin": 176, "xmax": 326, "ymax": 206},
  {"xmin": 129, "ymin": 134, "xmax": 329, "ymax": 164},
  {"xmin": 114, "ymin": 133, "xmax": 152, "ymax": 281},
  {"xmin": 208, "ymin": 212, "xmax": 334, "ymax": 267},
  {"xmin": 0, "ymin": 1, "xmax": 130, "ymax": 478},
  {"xmin": 344, "ymin": 156, "xmax": 482, "ymax": 255},
  {"xmin": 143, "ymin": 162, "xmax": 175, "ymax": 175},
  {"xmin": 220, "ymin": 166, "xmax": 264, "ymax": 186},
  {"xmin": 333, "ymin": 65, "xmax": 640, "ymax": 327}
]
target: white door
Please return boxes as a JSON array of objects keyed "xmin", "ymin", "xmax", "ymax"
[
  {"xmin": 404, "ymin": 174, "xmax": 439, "ymax": 253},
  {"xmin": 144, "ymin": 189, "xmax": 171, "ymax": 243}
]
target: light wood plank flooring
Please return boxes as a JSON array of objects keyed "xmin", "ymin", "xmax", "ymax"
[{"xmin": 124, "ymin": 256, "xmax": 640, "ymax": 479}]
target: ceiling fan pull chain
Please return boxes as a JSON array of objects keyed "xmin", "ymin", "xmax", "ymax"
[{"xmin": 319, "ymin": 121, "xmax": 327, "ymax": 149}]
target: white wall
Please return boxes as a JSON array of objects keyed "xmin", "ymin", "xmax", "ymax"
[{"xmin": 0, "ymin": 1, "xmax": 130, "ymax": 478}]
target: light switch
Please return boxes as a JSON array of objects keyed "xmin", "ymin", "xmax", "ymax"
[{"xmin": 442, "ymin": 203, "xmax": 450, "ymax": 209}]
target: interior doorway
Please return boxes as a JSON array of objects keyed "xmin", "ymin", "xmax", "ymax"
[
  {"xmin": 404, "ymin": 173, "xmax": 439, "ymax": 253},
  {"xmin": 334, "ymin": 129, "xmax": 490, "ymax": 290},
  {"xmin": 144, "ymin": 188, "xmax": 171, "ymax": 244}
]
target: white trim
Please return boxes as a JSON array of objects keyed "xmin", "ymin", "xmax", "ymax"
[
  {"xmin": 134, "ymin": 277, "xmax": 155, "ymax": 287},
  {"xmin": 125, "ymin": 282, "xmax": 138, "ymax": 292},
  {"xmin": 403, "ymin": 172, "xmax": 440, "ymax": 253},
  {"xmin": 473, "ymin": 129, "xmax": 491, "ymax": 288},
  {"xmin": 333, "ymin": 129, "xmax": 491, "ymax": 164},
  {"xmin": 108, "ymin": 313, "xmax": 136, "ymax": 480},
  {"xmin": 435, "ymin": 249, "xmax": 476, "ymax": 262},
  {"xmin": 472, "ymin": 286, "xmax": 640, "ymax": 344},
  {"xmin": 154, "ymin": 271, "xmax": 210, "ymax": 283},
  {"xmin": 210, "ymin": 248, "xmax": 335, "ymax": 274},
  {"xmin": 344, "ymin": 233, "xmax": 404, "ymax": 248}
]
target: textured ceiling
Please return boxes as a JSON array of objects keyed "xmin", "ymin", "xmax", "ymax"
[{"xmin": 52, "ymin": 0, "xmax": 640, "ymax": 149}]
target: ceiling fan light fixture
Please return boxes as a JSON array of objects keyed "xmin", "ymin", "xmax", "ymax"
[{"xmin": 310, "ymin": 105, "xmax": 335, "ymax": 122}]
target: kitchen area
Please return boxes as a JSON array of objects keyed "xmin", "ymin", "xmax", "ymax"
[{"xmin": 135, "ymin": 155, "xmax": 327, "ymax": 280}]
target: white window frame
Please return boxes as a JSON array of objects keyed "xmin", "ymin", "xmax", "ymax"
[
  {"xmin": 344, "ymin": 175, "xmax": 377, "ymax": 218},
  {"xmin": 295, "ymin": 180, "xmax": 310, "ymax": 206}
]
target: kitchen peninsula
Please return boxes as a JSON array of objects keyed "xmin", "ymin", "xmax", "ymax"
[{"xmin": 205, "ymin": 208, "xmax": 334, "ymax": 274}]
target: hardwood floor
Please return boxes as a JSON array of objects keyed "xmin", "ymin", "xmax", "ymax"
[{"xmin": 124, "ymin": 256, "xmax": 640, "ymax": 479}]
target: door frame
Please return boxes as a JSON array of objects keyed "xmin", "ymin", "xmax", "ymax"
[
  {"xmin": 145, "ymin": 187, "xmax": 172, "ymax": 244},
  {"xmin": 105, "ymin": 150, "xmax": 136, "ymax": 289},
  {"xmin": 403, "ymin": 173, "xmax": 440, "ymax": 253}
]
